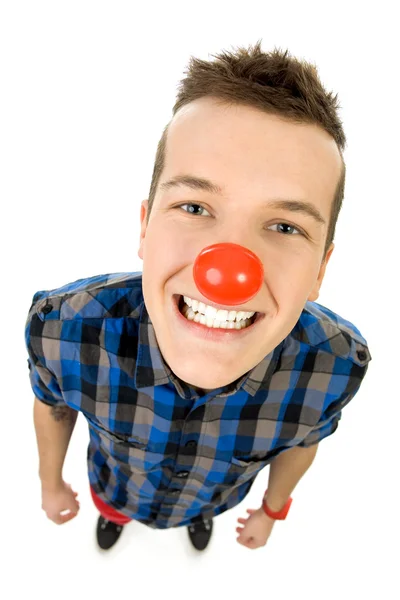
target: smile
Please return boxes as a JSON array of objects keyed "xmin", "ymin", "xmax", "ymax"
[
  {"xmin": 179, "ymin": 295, "xmax": 257, "ymax": 330},
  {"xmin": 173, "ymin": 294, "xmax": 265, "ymax": 341}
]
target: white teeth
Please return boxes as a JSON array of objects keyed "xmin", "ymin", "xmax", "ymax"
[
  {"xmin": 185, "ymin": 306, "xmax": 249, "ymax": 329},
  {"xmin": 183, "ymin": 295, "xmax": 255, "ymax": 322}
]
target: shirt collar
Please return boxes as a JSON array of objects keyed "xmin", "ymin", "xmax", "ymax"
[{"xmin": 134, "ymin": 299, "xmax": 284, "ymax": 399}]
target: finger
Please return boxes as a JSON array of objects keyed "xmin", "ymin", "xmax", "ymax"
[
  {"xmin": 237, "ymin": 518, "xmax": 246, "ymax": 524},
  {"xmin": 237, "ymin": 537, "xmax": 243, "ymax": 545},
  {"xmin": 59, "ymin": 511, "xmax": 78, "ymax": 524},
  {"xmin": 247, "ymin": 508, "xmax": 256, "ymax": 513},
  {"xmin": 236, "ymin": 527, "xmax": 244, "ymax": 533},
  {"xmin": 60, "ymin": 505, "xmax": 79, "ymax": 517},
  {"xmin": 49, "ymin": 512, "xmax": 71, "ymax": 525}
]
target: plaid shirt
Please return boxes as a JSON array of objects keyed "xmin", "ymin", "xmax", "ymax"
[{"xmin": 24, "ymin": 272, "xmax": 372, "ymax": 530}]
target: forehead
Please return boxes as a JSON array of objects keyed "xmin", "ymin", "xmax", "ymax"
[{"xmin": 162, "ymin": 97, "xmax": 342, "ymax": 205}]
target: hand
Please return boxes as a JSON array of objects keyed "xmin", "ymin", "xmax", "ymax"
[
  {"xmin": 41, "ymin": 481, "xmax": 80, "ymax": 525},
  {"xmin": 236, "ymin": 506, "xmax": 276, "ymax": 549}
]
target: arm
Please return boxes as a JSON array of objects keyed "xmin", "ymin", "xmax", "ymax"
[
  {"xmin": 33, "ymin": 396, "xmax": 78, "ymax": 490},
  {"xmin": 263, "ymin": 443, "xmax": 319, "ymax": 511}
]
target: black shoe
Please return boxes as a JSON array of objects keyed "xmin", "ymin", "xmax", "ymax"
[
  {"xmin": 96, "ymin": 516, "xmax": 124, "ymax": 550},
  {"xmin": 187, "ymin": 518, "xmax": 213, "ymax": 551}
]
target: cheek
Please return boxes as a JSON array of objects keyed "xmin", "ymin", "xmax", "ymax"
[
  {"xmin": 142, "ymin": 226, "xmax": 190, "ymax": 281},
  {"xmin": 153, "ymin": 223, "xmax": 200, "ymax": 266},
  {"xmin": 263, "ymin": 252, "xmax": 317, "ymax": 300}
]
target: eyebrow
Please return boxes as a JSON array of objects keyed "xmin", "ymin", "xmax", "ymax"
[{"xmin": 159, "ymin": 174, "xmax": 326, "ymax": 226}]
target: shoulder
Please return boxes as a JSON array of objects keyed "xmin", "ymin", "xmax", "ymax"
[
  {"xmin": 26, "ymin": 271, "xmax": 144, "ymax": 323},
  {"xmin": 288, "ymin": 300, "xmax": 371, "ymax": 368}
]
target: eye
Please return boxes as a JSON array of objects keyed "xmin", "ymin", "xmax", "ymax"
[
  {"xmin": 176, "ymin": 203, "xmax": 211, "ymax": 217},
  {"xmin": 267, "ymin": 223, "xmax": 303, "ymax": 236},
  {"xmin": 176, "ymin": 203, "xmax": 305, "ymax": 237}
]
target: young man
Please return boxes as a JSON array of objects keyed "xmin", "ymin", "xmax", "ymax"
[{"xmin": 25, "ymin": 42, "xmax": 372, "ymax": 552}]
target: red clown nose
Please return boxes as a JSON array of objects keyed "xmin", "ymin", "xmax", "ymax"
[{"xmin": 193, "ymin": 243, "xmax": 264, "ymax": 306}]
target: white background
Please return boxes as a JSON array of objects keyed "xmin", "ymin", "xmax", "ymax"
[{"xmin": 1, "ymin": 1, "xmax": 399, "ymax": 599}]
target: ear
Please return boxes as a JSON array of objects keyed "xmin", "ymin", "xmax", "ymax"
[
  {"xmin": 138, "ymin": 200, "xmax": 149, "ymax": 261},
  {"xmin": 308, "ymin": 243, "xmax": 335, "ymax": 302}
]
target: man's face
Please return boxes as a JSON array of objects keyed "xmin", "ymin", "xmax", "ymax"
[{"xmin": 138, "ymin": 97, "xmax": 340, "ymax": 394}]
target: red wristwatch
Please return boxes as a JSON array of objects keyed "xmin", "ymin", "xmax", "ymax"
[{"xmin": 262, "ymin": 491, "xmax": 293, "ymax": 520}]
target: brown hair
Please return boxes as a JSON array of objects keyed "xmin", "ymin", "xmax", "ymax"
[{"xmin": 146, "ymin": 41, "xmax": 346, "ymax": 261}]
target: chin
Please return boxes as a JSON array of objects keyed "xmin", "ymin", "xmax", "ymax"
[{"xmin": 168, "ymin": 359, "xmax": 237, "ymax": 390}]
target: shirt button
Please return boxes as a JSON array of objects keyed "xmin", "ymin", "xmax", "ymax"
[
  {"xmin": 170, "ymin": 489, "xmax": 180, "ymax": 495},
  {"xmin": 185, "ymin": 441, "xmax": 197, "ymax": 449},
  {"xmin": 357, "ymin": 350, "xmax": 367, "ymax": 361},
  {"xmin": 42, "ymin": 304, "xmax": 53, "ymax": 315},
  {"xmin": 176, "ymin": 471, "xmax": 189, "ymax": 478}
]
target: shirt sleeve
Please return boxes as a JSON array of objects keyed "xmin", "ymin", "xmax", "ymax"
[
  {"xmin": 297, "ymin": 378, "xmax": 365, "ymax": 448},
  {"xmin": 25, "ymin": 300, "xmax": 66, "ymax": 407},
  {"xmin": 297, "ymin": 410, "xmax": 341, "ymax": 447},
  {"xmin": 26, "ymin": 353, "xmax": 66, "ymax": 407}
]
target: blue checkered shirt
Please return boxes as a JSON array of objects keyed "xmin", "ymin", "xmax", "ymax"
[{"xmin": 24, "ymin": 272, "xmax": 372, "ymax": 529}]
